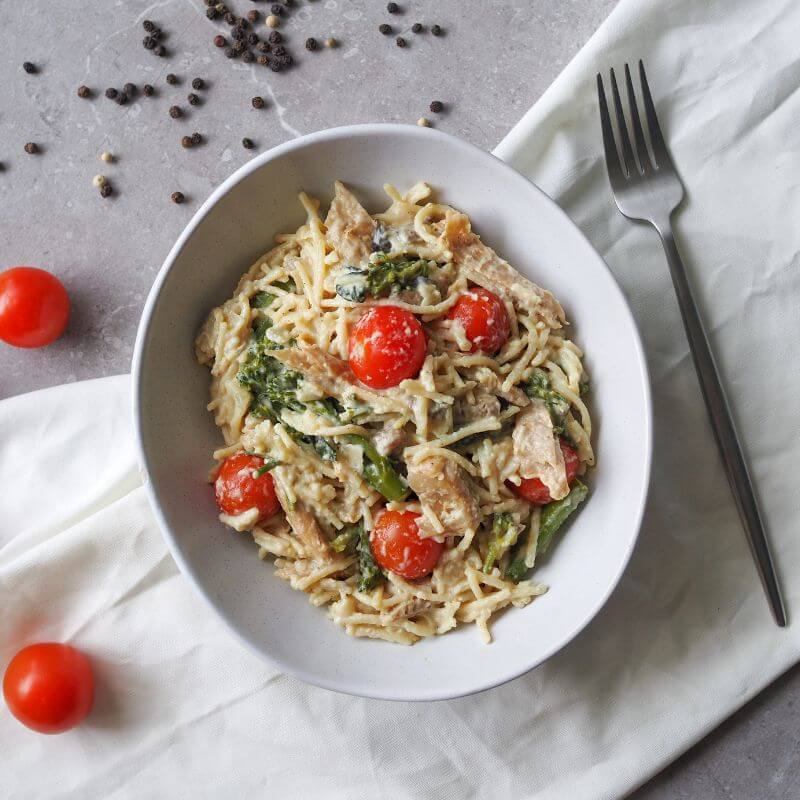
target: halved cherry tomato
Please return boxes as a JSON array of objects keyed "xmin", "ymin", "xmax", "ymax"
[
  {"xmin": 0, "ymin": 267, "xmax": 70, "ymax": 348},
  {"xmin": 370, "ymin": 510, "xmax": 444, "ymax": 580},
  {"xmin": 214, "ymin": 453, "xmax": 280, "ymax": 521},
  {"xmin": 447, "ymin": 287, "xmax": 510, "ymax": 354},
  {"xmin": 3, "ymin": 643, "xmax": 94, "ymax": 734},
  {"xmin": 511, "ymin": 439, "xmax": 580, "ymax": 505},
  {"xmin": 348, "ymin": 305, "xmax": 427, "ymax": 389}
]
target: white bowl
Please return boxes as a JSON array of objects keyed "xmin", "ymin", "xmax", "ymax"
[{"xmin": 133, "ymin": 124, "xmax": 651, "ymax": 701}]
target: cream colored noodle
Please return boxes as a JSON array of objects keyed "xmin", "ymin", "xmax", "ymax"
[{"xmin": 195, "ymin": 182, "xmax": 594, "ymax": 645}]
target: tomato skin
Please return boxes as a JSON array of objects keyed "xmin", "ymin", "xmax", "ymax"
[
  {"xmin": 370, "ymin": 510, "xmax": 444, "ymax": 580},
  {"xmin": 348, "ymin": 306, "xmax": 427, "ymax": 389},
  {"xmin": 511, "ymin": 439, "xmax": 580, "ymax": 505},
  {"xmin": 447, "ymin": 287, "xmax": 510, "ymax": 354},
  {"xmin": 0, "ymin": 267, "xmax": 70, "ymax": 348},
  {"xmin": 215, "ymin": 453, "xmax": 280, "ymax": 521},
  {"xmin": 3, "ymin": 643, "xmax": 94, "ymax": 734}
]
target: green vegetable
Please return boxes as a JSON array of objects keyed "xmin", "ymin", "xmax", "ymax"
[
  {"xmin": 505, "ymin": 558, "xmax": 528, "ymax": 583},
  {"xmin": 343, "ymin": 434, "xmax": 408, "ymax": 501},
  {"xmin": 254, "ymin": 459, "xmax": 280, "ymax": 477},
  {"xmin": 580, "ymin": 380, "xmax": 590, "ymax": 397},
  {"xmin": 334, "ymin": 252, "xmax": 434, "ymax": 303},
  {"xmin": 538, "ymin": 480, "xmax": 589, "ymax": 554},
  {"xmin": 251, "ymin": 279, "xmax": 297, "ymax": 310},
  {"xmin": 355, "ymin": 522, "xmax": 383, "ymax": 592},
  {"xmin": 482, "ymin": 513, "xmax": 522, "ymax": 573},
  {"xmin": 524, "ymin": 368, "xmax": 570, "ymax": 433},
  {"xmin": 330, "ymin": 521, "xmax": 361, "ymax": 553},
  {"xmin": 251, "ymin": 316, "xmax": 274, "ymax": 342},
  {"xmin": 238, "ymin": 350, "xmax": 306, "ymax": 420}
]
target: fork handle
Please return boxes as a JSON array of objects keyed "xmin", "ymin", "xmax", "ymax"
[{"xmin": 654, "ymin": 216, "xmax": 786, "ymax": 626}]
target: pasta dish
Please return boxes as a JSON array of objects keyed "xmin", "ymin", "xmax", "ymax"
[{"xmin": 195, "ymin": 181, "xmax": 593, "ymax": 644}]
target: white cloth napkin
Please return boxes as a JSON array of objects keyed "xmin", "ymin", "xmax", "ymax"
[{"xmin": 3, "ymin": 0, "xmax": 800, "ymax": 797}]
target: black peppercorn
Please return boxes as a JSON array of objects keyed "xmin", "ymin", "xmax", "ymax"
[
  {"xmin": 22, "ymin": 62, "xmax": 37, "ymax": 74},
  {"xmin": 166, "ymin": 74, "xmax": 178, "ymax": 85},
  {"xmin": 225, "ymin": 47, "xmax": 237, "ymax": 58},
  {"xmin": 269, "ymin": 59, "xmax": 284, "ymax": 72},
  {"xmin": 271, "ymin": 4, "xmax": 284, "ymax": 15},
  {"xmin": 246, "ymin": 9, "xmax": 259, "ymax": 22},
  {"xmin": 187, "ymin": 93, "xmax": 200, "ymax": 105},
  {"xmin": 272, "ymin": 44, "xmax": 286, "ymax": 56},
  {"xmin": 143, "ymin": 36, "xmax": 156, "ymax": 49},
  {"xmin": 252, "ymin": 96, "xmax": 264, "ymax": 108},
  {"xmin": 169, "ymin": 105, "xmax": 182, "ymax": 118},
  {"xmin": 150, "ymin": 28, "xmax": 162, "ymax": 41},
  {"xmin": 143, "ymin": 19, "xmax": 156, "ymax": 32},
  {"xmin": 116, "ymin": 93, "xmax": 128, "ymax": 105},
  {"xmin": 257, "ymin": 54, "xmax": 269, "ymax": 65},
  {"xmin": 239, "ymin": 18, "xmax": 249, "ymax": 29},
  {"xmin": 225, "ymin": 12, "xmax": 236, "ymax": 24},
  {"xmin": 77, "ymin": 85, "xmax": 91, "ymax": 98},
  {"xmin": 171, "ymin": 191, "xmax": 185, "ymax": 204},
  {"xmin": 181, "ymin": 135, "xmax": 193, "ymax": 148},
  {"xmin": 379, "ymin": 23, "xmax": 392, "ymax": 35},
  {"xmin": 242, "ymin": 51, "xmax": 255, "ymax": 63},
  {"xmin": 143, "ymin": 84, "xmax": 154, "ymax": 96},
  {"xmin": 387, "ymin": 2, "xmax": 399, "ymax": 12},
  {"xmin": 206, "ymin": 7, "xmax": 218, "ymax": 19},
  {"xmin": 268, "ymin": 30, "xmax": 282, "ymax": 44},
  {"xmin": 233, "ymin": 40, "xmax": 246, "ymax": 53},
  {"xmin": 431, "ymin": 24, "xmax": 442, "ymax": 36},
  {"xmin": 154, "ymin": 45, "xmax": 166, "ymax": 56},
  {"xmin": 100, "ymin": 183, "xmax": 113, "ymax": 198},
  {"xmin": 242, "ymin": 137, "xmax": 255, "ymax": 149},
  {"xmin": 191, "ymin": 77, "xmax": 204, "ymax": 90},
  {"xmin": 123, "ymin": 82, "xmax": 137, "ymax": 96},
  {"xmin": 396, "ymin": 37, "xmax": 406, "ymax": 48},
  {"xmin": 411, "ymin": 22, "xmax": 422, "ymax": 33},
  {"xmin": 191, "ymin": 132, "xmax": 202, "ymax": 145},
  {"xmin": 305, "ymin": 37, "xmax": 317, "ymax": 51},
  {"xmin": 429, "ymin": 100, "xmax": 443, "ymax": 113},
  {"xmin": 257, "ymin": 41, "xmax": 271, "ymax": 53},
  {"xmin": 247, "ymin": 32, "xmax": 259, "ymax": 45},
  {"xmin": 214, "ymin": 35, "xmax": 226, "ymax": 47},
  {"xmin": 24, "ymin": 142, "xmax": 39, "ymax": 154},
  {"xmin": 232, "ymin": 27, "xmax": 244, "ymax": 40},
  {"xmin": 105, "ymin": 87, "xmax": 118, "ymax": 99}
]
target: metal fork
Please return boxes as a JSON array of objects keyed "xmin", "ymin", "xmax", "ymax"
[{"xmin": 597, "ymin": 61, "xmax": 786, "ymax": 626}]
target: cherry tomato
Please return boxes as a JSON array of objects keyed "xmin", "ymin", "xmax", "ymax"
[
  {"xmin": 511, "ymin": 439, "xmax": 580, "ymax": 505},
  {"xmin": 348, "ymin": 306, "xmax": 427, "ymax": 389},
  {"xmin": 215, "ymin": 453, "xmax": 280, "ymax": 521},
  {"xmin": 3, "ymin": 643, "xmax": 94, "ymax": 734},
  {"xmin": 0, "ymin": 267, "xmax": 70, "ymax": 348},
  {"xmin": 370, "ymin": 510, "xmax": 444, "ymax": 580},
  {"xmin": 447, "ymin": 287, "xmax": 510, "ymax": 354}
]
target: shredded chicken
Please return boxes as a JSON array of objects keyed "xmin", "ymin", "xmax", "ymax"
[
  {"xmin": 325, "ymin": 181, "xmax": 377, "ymax": 267},
  {"xmin": 383, "ymin": 598, "xmax": 432, "ymax": 622},
  {"xmin": 406, "ymin": 456, "xmax": 481, "ymax": 538},
  {"xmin": 443, "ymin": 210, "xmax": 565, "ymax": 329},
  {"xmin": 271, "ymin": 467, "xmax": 333, "ymax": 562},
  {"xmin": 455, "ymin": 391, "xmax": 501, "ymax": 425},
  {"xmin": 512, "ymin": 400, "xmax": 568, "ymax": 500},
  {"xmin": 372, "ymin": 423, "xmax": 406, "ymax": 456}
]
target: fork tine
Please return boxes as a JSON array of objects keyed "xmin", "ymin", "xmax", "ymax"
[
  {"xmin": 609, "ymin": 67, "xmax": 636, "ymax": 176},
  {"xmin": 638, "ymin": 60, "xmax": 673, "ymax": 170},
  {"xmin": 624, "ymin": 63, "xmax": 651, "ymax": 173},
  {"xmin": 596, "ymin": 73, "xmax": 626, "ymax": 185}
]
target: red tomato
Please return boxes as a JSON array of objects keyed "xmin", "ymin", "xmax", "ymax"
[
  {"xmin": 0, "ymin": 267, "xmax": 70, "ymax": 348},
  {"xmin": 447, "ymin": 287, "xmax": 510, "ymax": 354},
  {"xmin": 348, "ymin": 306, "xmax": 427, "ymax": 389},
  {"xmin": 370, "ymin": 510, "xmax": 444, "ymax": 580},
  {"xmin": 215, "ymin": 453, "xmax": 280, "ymax": 521},
  {"xmin": 3, "ymin": 643, "xmax": 94, "ymax": 734},
  {"xmin": 511, "ymin": 439, "xmax": 580, "ymax": 505}
]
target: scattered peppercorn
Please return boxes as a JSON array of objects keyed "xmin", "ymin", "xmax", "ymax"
[
  {"xmin": 270, "ymin": 4, "xmax": 284, "ymax": 15},
  {"xmin": 188, "ymin": 93, "xmax": 200, "ymax": 106},
  {"xmin": 396, "ymin": 36, "xmax": 406, "ymax": 47},
  {"xmin": 268, "ymin": 30, "xmax": 282, "ymax": 43},
  {"xmin": 233, "ymin": 40, "xmax": 246, "ymax": 53},
  {"xmin": 411, "ymin": 22, "xmax": 422, "ymax": 33},
  {"xmin": 232, "ymin": 27, "xmax": 244, "ymax": 40},
  {"xmin": 239, "ymin": 18, "xmax": 249, "ymax": 29},
  {"xmin": 247, "ymin": 32, "xmax": 259, "ymax": 45},
  {"xmin": 191, "ymin": 132, "xmax": 202, "ymax": 145},
  {"xmin": 429, "ymin": 100, "xmax": 443, "ymax": 113},
  {"xmin": 304, "ymin": 37, "xmax": 317, "ymax": 51},
  {"xmin": 242, "ymin": 137, "xmax": 255, "ymax": 149},
  {"xmin": 123, "ymin": 82, "xmax": 137, "ymax": 96},
  {"xmin": 257, "ymin": 54, "xmax": 269, "ymax": 65},
  {"xmin": 192, "ymin": 77, "xmax": 204, "ymax": 90},
  {"xmin": 273, "ymin": 45, "xmax": 286, "ymax": 56},
  {"xmin": 23, "ymin": 62, "xmax": 37, "ymax": 74},
  {"xmin": 100, "ymin": 151, "xmax": 113, "ymax": 163},
  {"xmin": 225, "ymin": 47, "xmax": 237, "ymax": 58},
  {"xmin": 379, "ymin": 23, "xmax": 392, "ymax": 35},
  {"xmin": 77, "ymin": 85, "xmax": 91, "ymax": 99},
  {"xmin": 246, "ymin": 9, "xmax": 259, "ymax": 22},
  {"xmin": 143, "ymin": 83, "xmax": 155, "ymax": 96},
  {"xmin": 100, "ymin": 183, "xmax": 113, "ymax": 198},
  {"xmin": 105, "ymin": 87, "xmax": 118, "ymax": 99},
  {"xmin": 154, "ymin": 45, "xmax": 166, "ymax": 56},
  {"xmin": 143, "ymin": 36, "xmax": 156, "ymax": 50},
  {"xmin": 169, "ymin": 105, "xmax": 182, "ymax": 118},
  {"xmin": 171, "ymin": 191, "xmax": 185, "ymax": 204},
  {"xmin": 116, "ymin": 93, "xmax": 128, "ymax": 105},
  {"xmin": 214, "ymin": 34, "xmax": 226, "ymax": 47},
  {"xmin": 181, "ymin": 135, "xmax": 193, "ymax": 148},
  {"xmin": 242, "ymin": 51, "xmax": 255, "ymax": 63},
  {"xmin": 206, "ymin": 7, "xmax": 218, "ymax": 19},
  {"xmin": 266, "ymin": 14, "xmax": 279, "ymax": 27},
  {"xmin": 166, "ymin": 73, "xmax": 178, "ymax": 84},
  {"xmin": 417, "ymin": 116, "xmax": 430, "ymax": 127},
  {"xmin": 150, "ymin": 28, "xmax": 163, "ymax": 41},
  {"xmin": 92, "ymin": 174, "xmax": 107, "ymax": 187},
  {"xmin": 225, "ymin": 11, "xmax": 236, "ymax": 24},
  {"xmin": 143, "ymin": 20, "xmax": 156, "ymax": 32},
  {"xmin": 252, "ymin": 96, "xmax": 264, "ymax": 108},
  {"xmin": 324, "ymin": 37, "xmax": 337, "ymax": 48},
  {"xmin": 387, "ymin": 2, "xmax": 399, "ymax": 12},
  {"xmin": 431, "ymin": 24, "xmax": 442, "ymax": 36},
  {"xmin": 257, "ymin": 41, "xmax": 270, "ymax": 52},
  {"xmin": 24, "ymin": 142, "xmax": 39, "ymax": 154}
]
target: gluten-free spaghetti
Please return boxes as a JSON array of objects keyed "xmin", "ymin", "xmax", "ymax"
[{"xmin": 196, "ymin": 182, "xmax": 594, "ymax": 644}]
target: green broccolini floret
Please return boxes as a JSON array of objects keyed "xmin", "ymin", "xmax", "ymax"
[
  {"xmin": 334, "ymin": 252, "xmax": 435, "ymax": 303},
  {"xmin": 537, "ymin": 480, "xmax": 589, "ymax": 554},
  {"xmin": 524, "ymin": 368, "xmax": 570, "ymax": 433},
  {"xmin": 343, "ymin": 434, "xmax": 408, "ymax": 502},
  {"xmin": 355, "ymin": 521, "xmax": 383, "ymax": 592},
  {"xmin": 482, "ymin": 513, "xmax": 522, "ymax": 574},
  {"xmin": 330, "ymin": 521, "xmax": 361, "ymax": 553},
  {"xmin": 250, "ymin": 278, "xmax": 297, "ymax": 309}
]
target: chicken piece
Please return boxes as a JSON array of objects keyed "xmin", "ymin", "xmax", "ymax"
[
  {"xmin": 325, "ymin": 181, "xmax": 376, "ymax": 267},
  {"xmin": 406, "ymin": 456, "xmax": 481, "ymax": 538},
  {"xmin": 269, "ymin": 345, "xmax": 412, "ymax": 415},
  {"xmin": 383, "ymin": 598, "xmax": 432, "ymax": 622},
  {"xmin": 372, "ymin": 423, "xmax": 406, "ymax": 456},
  {"xmin": 443, "ymin": 210, "xmax": 565, "ymax": 329},
  {"xmin": 467, "ymin": 366, "xmax": 529, "ymax": 408},
  {"xmin": 271, "ymin": 467, "xmax": 332, "ymax": 562},
  {"xmin": 455, "ymin": 391, "xmax": 501, "ymax": 426},
  {"xmin": 512, "ymin": 399, "xmax": 569, "ymax": 500}
]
